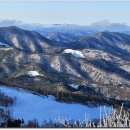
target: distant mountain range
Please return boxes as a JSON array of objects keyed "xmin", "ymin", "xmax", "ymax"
[
  {"xmin": 0, "ymin": 19, "xmax": 130, "ymax": 43},
  {"xmin": 0, "ymin": 26, "xmax": 130, "ymax": 106}
]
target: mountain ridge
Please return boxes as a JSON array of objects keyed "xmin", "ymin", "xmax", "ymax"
[{"xmin": 0, "ymin": 26, "xmax": 130, "ymax": 106}]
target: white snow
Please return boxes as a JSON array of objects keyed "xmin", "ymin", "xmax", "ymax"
[
  {"xmin": 69, "ymin": 84, "xmax": 79, "ymax": 90},
  {"xmin": 0, "ymin": 85, "xmax": 113, "ymax": 124},
  {"xmin": 27, "ymin": 71, "xmax": 40, "ymax": 77},
  {"xmin": 0, "ymin": 42, "xmax": 10, "ymax": 47},
  {"xmin": 63, "ymin": 49, "xmax": 85, "ymax": 58}
]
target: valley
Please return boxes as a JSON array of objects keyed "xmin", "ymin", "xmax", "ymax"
[{"xmin": 0, "ymin": 25, "xmax": 130, "ymax": 127}]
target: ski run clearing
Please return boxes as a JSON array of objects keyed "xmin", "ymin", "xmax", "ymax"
[{"xmin": 0, "ymin": 85, "xmax": 112, "ymax": 124}]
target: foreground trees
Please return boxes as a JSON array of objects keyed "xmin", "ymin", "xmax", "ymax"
[{"xmin": 0, "ymin": 105, "xmax": 130, "ymax": 128}]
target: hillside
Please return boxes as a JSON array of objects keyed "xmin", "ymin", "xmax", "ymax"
[{"xmin": 0, "ymin": 26, "xmax": 130, "ymax": 108}]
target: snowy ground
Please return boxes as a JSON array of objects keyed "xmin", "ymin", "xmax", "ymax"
[{"xmin": 0, "ymin": 85, "xmax": 112, "ymax": 124}]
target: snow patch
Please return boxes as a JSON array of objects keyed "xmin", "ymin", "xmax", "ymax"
[
  {"xmin": 0, "ymin": 42, "xmax": 10, "ymax": 47},
  {"xmin": 27, "ymin": 71, "xmax": 40, "ymax": 77},
  {"xmin": 63, "ymin": 49, "xmax": 85, "ymax": 58},
  {"xmin": 69, "ymin": 84, "xmax": 79, "ymax": 90}
]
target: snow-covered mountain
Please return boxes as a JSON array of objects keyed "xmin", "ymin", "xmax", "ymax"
[
  {"xmin": 0, "ymin": 26, "xmax": 130, "ymax": 107},
  {"xmin": 0, "ymin": 19, "xmax": 130, "ymax": 43}
]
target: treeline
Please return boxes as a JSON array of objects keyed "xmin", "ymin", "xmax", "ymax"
[
  {"xmin": 0, "ymin": 108, "xmax": 12, "ymax": 123},
  {"xmin": 0, "ymin": 78, "xmax": 110, "ymax": 106},
  {"xmin": 0, "ymin": 90, "xmax": 16, "ymax": 124},
  {"xmin": 0, "ymin": 78, "xmax": 130, "ymax": 109},
  {"xmin": 0, "ymin": 90, "xmax": 16, "ymax": 107},
  {"xmin": 0, "ymin": 118, "xmax": 66, "ymax": 128}
]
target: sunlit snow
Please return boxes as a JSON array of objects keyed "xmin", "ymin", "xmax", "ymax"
[
  {"xmin": 27, "ymin": 71, "xmax": 40, "ymax": 77},
  {"xmin": 63, "ymin": 49, "xmax": 85, "ymax": 58},
  {"xmin": 69, "ymin": 84, "xmax": 79, "ymax": 89}
]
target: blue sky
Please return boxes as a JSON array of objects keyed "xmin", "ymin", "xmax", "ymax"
[{"xmin": 0, "ymin": 1, "xmax": 130, "ymax": 25}]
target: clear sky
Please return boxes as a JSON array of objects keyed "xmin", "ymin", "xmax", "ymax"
[{"xmin": 0, "ymin": 1, "xmax": 130, "ymax": 25}]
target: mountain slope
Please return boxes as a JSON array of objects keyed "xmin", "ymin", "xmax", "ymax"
[
  {"xmin": 68, "ymin": 31, "xmax": 130, "ymax": 61},
  {"xmin": 0, "ymin": 26, "xmax": 130, "ymax": 106},
  {"xmin": 0, "ymin": 26, "xmax": 66, "ymax": 53}
]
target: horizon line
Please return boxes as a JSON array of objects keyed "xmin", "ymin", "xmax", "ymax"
[{"xmin": 0, "ymin": 18, "xmax": 130, "ymax": 26}]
